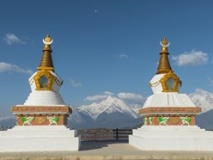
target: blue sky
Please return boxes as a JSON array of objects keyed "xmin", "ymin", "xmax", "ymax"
[{"xmin": 1, "ymin": 0, "xmax": 213, "ymax": 118}]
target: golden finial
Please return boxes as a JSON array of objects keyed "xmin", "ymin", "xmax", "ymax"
[
  {"xmin": 43, "ymin": 35, "xmax": 53, "ymax": 51},
  {"xmin": 37, "ymin": 35, "xmax": 54, "ymax": 71},
  {"xmin": 160, "ymin": 37, "xmax": 170, "ymax": 53},
  {"xmin": 161, "ymin": 37, "xmax": 168, "ymax": 45},
  {"xmin": 44, "ymin": 35, "xmax": 52, "ymax": 42},
  {"xmin": 156, "ymin": 37, "xmax": 172, "ymax": 74}
]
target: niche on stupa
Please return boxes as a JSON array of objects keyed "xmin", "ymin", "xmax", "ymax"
[
  {"xmin": 33, "ymin": 70, "xmax": 54, "ymax": 90},
  {"xmin": 39, "ymin": 75, "xmax": 49, "ymax": 88},
  {"xmin": 160, "ymin": 71, "xmax": 182, "ymax": 92}
]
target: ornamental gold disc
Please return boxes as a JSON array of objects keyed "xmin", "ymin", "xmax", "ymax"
[
  {"xmin": 170, "ymin": 117, "xmax": 180, "ymax": 125},
  {"xmin": 37, "ymin": 117, "xmax": 46, "ymax": 125}
]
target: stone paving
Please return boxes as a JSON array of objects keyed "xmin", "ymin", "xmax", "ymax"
[{"xmin": 0, "ymin": 141, "xmax": 213, "ymax": 160}]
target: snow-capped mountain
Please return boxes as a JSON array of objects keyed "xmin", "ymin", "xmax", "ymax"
[
  {"xmin": 187, "ymin": 88, "xmax": 213, "ymax": 130},
  {"xmin": 68, "ymin": 95, "xmax": 143, "ymax": 129},
  {"xmin": 79, "ymin": 96, "xmax": 140, "ymax": 120},
  {"xmin": 189, "ymin": 88, "xmax": 213, "ymax": 113}
]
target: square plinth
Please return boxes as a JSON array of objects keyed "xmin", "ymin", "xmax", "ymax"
[
  {"xmin": 0, "ymin": 126, "xmax": 81, "ymax": 152},
  {"xmin": 129, "ymin": 126, "xmax": 213, "ymax": 151}
]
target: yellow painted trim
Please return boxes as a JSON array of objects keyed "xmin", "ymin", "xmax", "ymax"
[
  {"xmin": 33, "ymin": 70, "xmax": 54, "ymax": 90},
  {"xmin": 160, "ymin": 71, "xmax": 181, "ymax": 92},
  {"xmin": 37, "ymin": 66, "xmax": 54, "ymax": 71}
]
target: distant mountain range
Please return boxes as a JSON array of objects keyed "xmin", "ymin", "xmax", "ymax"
[
  {"xmin": 68, "ymin": 95, "xmax": 142, "ymax": 129},
  {"xmin": 0, "ymin": 116, "xmax": 16, "ymax": 130},
  {"xmin": 189, "ymin": 89, "xmax": 213, "ymax": 130},
  {"xmin": 189, "ymin": 88, "xmax": 213, "ymax": 113},
  {"xmin": 1, "ymin": 88, "xmax": 213, "ymax": 130}
]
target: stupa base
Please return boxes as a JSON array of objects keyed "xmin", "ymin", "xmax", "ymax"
[
  {"xmin": 0, "ymin": 126, "xmax": 80, "ymax": 152},
  {"xmin": 129, "ymin": 126, "xmax": 213, "ymax": 151}
]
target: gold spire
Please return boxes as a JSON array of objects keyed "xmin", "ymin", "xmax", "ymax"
[
  {"xmin": 37, "ymin": 35, "xmax": 54, "ymax": 71},
  {"xmin": 156, "ymin": 37, "xmax": 172, "ymax": 74}
]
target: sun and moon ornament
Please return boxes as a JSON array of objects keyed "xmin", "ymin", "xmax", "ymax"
[
  {"xmin": 160, "ymin": 37, "xmax": 170, "ymax": 49},
  {"xmin": 43, "ymin": 35, "xmax": 53, "ymax": 46}
]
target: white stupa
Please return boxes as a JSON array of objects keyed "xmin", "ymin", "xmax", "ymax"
[
  {"xmin": 0, "ymin": 35, "xmax": 80, "ymax": 152},
  {"xmin": 129, "ymin": 38, "xmax": 213, "ymax": 151}
]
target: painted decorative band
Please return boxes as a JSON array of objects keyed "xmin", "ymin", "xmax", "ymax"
[
  {"xmin": 11, "ymin": 106, "xmax": 72, "ymax": 114},
  {"xmin": 140, "ymin": 107, "xmax": 201, "ymax": 114}
]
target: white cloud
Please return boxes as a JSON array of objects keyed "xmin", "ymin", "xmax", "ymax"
[
  {"xmin": 85, "ymin": 91, "xmax": 145, "ymax": 103},
  {"xmin": 84, "ymin": 94, "xmax": 108, "ymax": 101},
  {"xmin": 119, "ymin": 54, "xmax": 128, "ymax": 59},
  {"xmin": 104, "ymin": 91, "xmax": 114, "ymax": 95},
  {"xmin": 172, "ymin": 50, "xmax": 208, "ymax": 66},
  {"xmin": 117, "ymin": 92, "xmax": 144, "ymax": 101},
  {"xmin": 70, "ymin": 79, "xmax": 82, "ymax": 87},
  {"xmin": 0, "ymin": 62, "xmax": 33, "ymax": 74},
  {"xmin": 3, "ymin": 33, "xmax": 25, "ymax": 45},
  {"xmin": 85, "ymin": 91, "xmax": 113, "ymax": 101}
]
